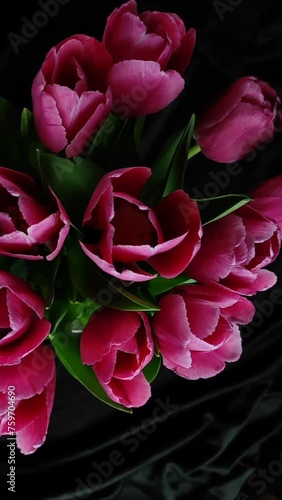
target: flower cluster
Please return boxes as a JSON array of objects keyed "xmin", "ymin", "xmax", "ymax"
[{"xmin": 0, "ymin": 0, "xmax": 281, "ymax": 455}]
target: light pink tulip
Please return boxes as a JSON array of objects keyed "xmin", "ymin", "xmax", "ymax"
[
  {"xmin": 186, "ymin": 204, "xmax": 280, "ymax": 295},
  {"xmin": 195, "ymin": 76, "xmax": 281, "ymax": 163},
  {"xmin": 103, "ymin": 0, "xmax": 196, "ymax": 116},
  {"xmin": 250, "ymin": 174, "xmax": 282, "ymax": 233},
  {"xmin": 153, "ymin": 284, "xmax": 255, "ymax": 380},
  {"xmin": 103, "ymin": 0, "xmax": 195, "ymax": 73},
  {"xmin": 32, "ymin": 34, "xmax": 113, "ymax": 158},
  {"xmin": 108, "ymin": 60, "xmax": 185, "ymax": 116}
]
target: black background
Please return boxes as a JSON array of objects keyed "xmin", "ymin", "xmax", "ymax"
[{"xmin": 0, "ymin": 1, "xmax": 282, "ymax": 499}]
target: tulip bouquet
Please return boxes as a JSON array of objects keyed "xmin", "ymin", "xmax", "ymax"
[{"xmin": 0, "ymin": 0, "xmax": 282, "ymax": 455}]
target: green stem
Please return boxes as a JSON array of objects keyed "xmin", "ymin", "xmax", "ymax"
[{"xmin": 188, "ymin": 144, "xmax": 201, "ymax": 160}]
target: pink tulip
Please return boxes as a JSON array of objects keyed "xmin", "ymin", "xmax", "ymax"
[
  {"xmin": 0, "ymin": 345, "xmax": 56, "ymax": 454},
  {"xmin": 153, "ymin": 284, "xmax": 255, "ymax": 380},
  {"xmin": 103, "ymin": 0, "xmax": 195, "ymax": 73},
  {"xmin": 194, "ymin": 76, "xmax": 281, "ymax": 163},
  {"xmin": 0, "ymin": 167, "xmax": 70, "ymax": 260},
  {"xmin": 80, "ymin": 167, "xmax": 202, "ymax": 282},
  {"xmin": 103, "ymin": 0, "xmax": 196, "ymax": 116},
  {"xmin": 250, "ymin": 174, "xmax": 282, "ymax": 233},
  {"xmin": 32, "ymin": 34, "xmax": 113, "ymax": 158},
  {"xmin": 108, "ymin": 60, "xmax": 185, "ymax": 117},
  {"xmin": 80, "ymin": 309, "xmax": 154, "ymax": 408},
  {"xmin": 186, "ymin": 204, "xmax": 280, "ymax": 295},
  {"xmin": 0, "ymin": 271, "xmax": 51, "ymax": 366}
]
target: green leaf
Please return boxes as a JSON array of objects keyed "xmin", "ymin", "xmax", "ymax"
[
  {"xmin": 67, "ymin": 239, "xmax": 160, "ymax": 312},
  {"xmin": 187, "ymin": 144, "xmax": 201, "ymax": 160},
  {"xmin": 47, "ymin": 298, "xmax": 69, "ymax": 332},
  {"xmin": 50, "ymin": 326, "xmax": 131, "ymax": 413},
  {"xmin": 103, "ymin": 276, "xmax": 160, "ymax": 312},
  {"xmin": 134, "ymin": 116, "xmax": 146, "ymax": 154},
  {"xmin": 28, "ymin": 257, "xmax": 61, "ymax": 308},
  {"xmin": 9, "ymin": 259, "xmax": 29, "ymax": 281},
  {"xmin": 20, "ymin": 108, "xmax": 43, "ymax": 178},
  {"xmin": 140, "ymin": 114, "xmax": 195, "ymax": 205},
  {"xmin": 0, "ymin": 97, "xmax": 20, "ymax": 168},
  {"xmin": 21, "ymin": 108, "xmax": 31, "ymax": 137},
  {"xmin": 88, "ymin": 114, "xmax": 140, "ymax": 169},
  {"xmin": 0, "ymin": 256, "xmax": 10, "ymax": 271},
  {"xmin": 37, "ymin": 152, "xmax": 106, "ymax": 226},
  {"xmin": 47, "ymin": 297, "xmax": 99, "ymax": 333},
  {"xmin": 194, "ymin": 194, "xmax": 252, "ymax": 226},
  {"xmin": 140, "ymin": 129, "xmax": 183, "ymax": 206},
  {"xmin": 87, "ymin": 113, "xmax": 121, "ymax": 162},
  {"xmin": 148, "ymin": 274, "xmax": 196, "ymax": 297},
  {"xmin": 105, "ymin": 118, "xmax": 141, "ymax": 171},
  {"xmin": 58, "ymin": 256, "xmax": 78, "ymax": 304},
  {"xmin": 163, "ymin": 114, "xmax": 195, "ymax": 197},
  {"xmin": 143, "ymin": 355, "xmax": 162, "ymax": 383}
]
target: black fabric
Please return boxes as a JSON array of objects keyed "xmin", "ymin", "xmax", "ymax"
[{"xmin": 1, "ymin": 1, "xmax": 282, "ymax": 499}]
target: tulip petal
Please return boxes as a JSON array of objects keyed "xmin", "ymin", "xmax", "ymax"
[
  {"xmin": 0, "ymin": 231, "xmax": 37, "ymax": 253},
  {"xmin": 184, "ymin": 297, "xmax": 220, "ymax": 340},
  {"xmin": 187, "ymin": 214, "xmax": 246, "ymax": 282},
  {"xmin": 0, "ymin": 289, "xmax": 10, "ymax": 328},
  {"xmin": 63, "ymin": 36, "xmax": 113, "ymax": 92},
  {"xmin": 223, "ymin": 267, "xmax": 277, "ymax": 295},
  {"xmin": 0, "ymin": 318, "xmax": 31, "ymax": 347},
  {"xmin": 197, "ymin": 101, "xmax": 276, "ymax": 163},
  {"xmin": 195, "ymin": 76, "xmax": 280, "ymax": 163},
  {"xmin": 83, "ymin": 167, "xmax": 151, "ymax": 223},
  {"xmin": 0, "ymin": 271, "xmax": 45, "ymax": 318},
  {"xmin": 153, "ymin": 294, "xmax": 192, "ymax": 370},
  {"xmin": 149, "ymin": 191, "xmax": 202, "ymax": 278},
  {"xmin": 94, "ymin": 350, "xmax": 117, "ymax": 384},
  {"xmin": 66, "ymin": 89, "xmax": 112, "ymax": 158},
  {"xmin": 47, "ymin": 86, "xmax": 112, "ymax": 158},
  {"xmin": 28, "ymin": 213, "xmax": 61, "ymax": 244},
  {"xmin": 81, "ymin": 242, "xmax": 156, "ymax": 281},
  {"xmin": 103, "ymin": 0, "xmax": 138, "ymax": 54},
  {"xmin": 0, "ymin": 318, "xmax": 51, "ymax": 366},
  {"xmin": 0, "ymin": 394, "xmax": 9, "ymax": 416},
  {"xmin": 18, "ymin": 195, "xmax": 50, "ymax": 227},
  {"xmin": 177, "ymin": 351, "xmax": 227, "ymax": 380},
  {"xmin": 16, "ymin": 367, "xmax": 55, "ymax": 455},
  {"xmin": 42, "ymin": 35, "xmax": 113, "ymax": 95},
  {"xmin": 102, "ymin": 371, "xmax": 151, "ymax": 408},
  {"xmin": 0, "ymin": 213, "xmax": 16, "ymax": 233},
  {"xmin": 46, "ymin": 189, "xmax": 70, "ymax": 261},
  {"xmin": 32, "ymin": 73, "xmax": 67, "ymax": 153},
  {"xmin": 215, "ymin": 324, "xmax": 242, "ymax": 362},
  {"xmin": 0, "ymin": 345, "xmax": 55, "ymax": 400},
  {"xmin": 0, "ymin": 167, "xmax": 38, "ymax": 197},
  {"xmin": 81, "ymin": 309, "xmax": 141, "ymax": 365},
  {"xmin": 112, "ymin": 167, "xmax": 152, "ymax": 199},
  {"xmin": 0, "ymin": 291, "xmax": 32, "ymax": 347},
  {"xmin": 105, "ymin": 11, "xmax": 167, "ymax": 65},
  {"xmin": 140, "ymin": 11, "xmax": 185, "ymax": 52},
  {"xmin": 251, "ymin": 175, "xmax": 282, "ymax": 232},
  {"xmin": 180, "ymin": 283, "xmax": 255, "ymax": 324},
  {"xmin": 196, "ymin": 76, "xmax": 268, "ymax": 131},
  {"xmin": 108, "ymin": 60, "xmax": 184, "ymax": 116},
  {"xmin": 220, "ymin": 291, "xmax": 256, "ymax": 323},
  {"xmin": 239, "ymin": 205, "xmax": 278, "ymax": 243},
  {"xmin": 168, "ymin": 28, "xmax": 196, "ymax": 75},
  {"xmin": 179, "ymin": 323, "xmax": 242, "ymax": 380}
]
